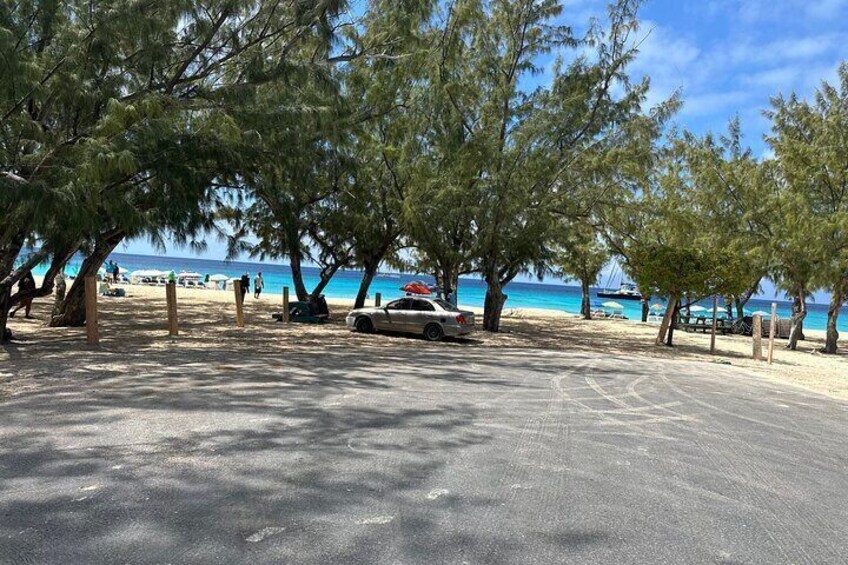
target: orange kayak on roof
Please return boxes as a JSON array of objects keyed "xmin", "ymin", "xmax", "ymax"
[{"xmin": 400, "ymin": 281, "xmax": 432, "ymax": 295}]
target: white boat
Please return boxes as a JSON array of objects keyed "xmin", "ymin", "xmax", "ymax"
[{"xmin": 597, "ymin": 282, "xmax": 642, "ymax": 301}]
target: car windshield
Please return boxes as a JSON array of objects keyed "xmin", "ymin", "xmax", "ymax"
[{"xmin": 433, "ymin": 299, "xmax": 460, "ymax": 312}]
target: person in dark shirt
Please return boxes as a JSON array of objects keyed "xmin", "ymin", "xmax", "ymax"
[
  {"xmin": 240, "ymin": 273, "xmax": 250, "ymax": 303},
  {"xmin": 10, "ymin": 271, "xmax": 36, "ymax": 319}
]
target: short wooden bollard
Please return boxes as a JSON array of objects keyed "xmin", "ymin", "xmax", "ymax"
[
  {"xmin": 84, "ymin": 276, "xmax": 99, "ymax": 345},
  {"xmin": 233, "ymin": 280, "xmax": 245, "ymax": 328},
  {"xmin": 767, "ymin": 302, "xmax": 777, "ymax": 365},
  {"xmin": 375, "ymin": 292, "xmax": 381, "ymax": 307},
  {"xmin": 282, "ymin": 286, "xmax": 290, "ymax": 323},
  {"xmin": 752, "ymin": 314, "xmax": 763, "ymax": 361},
  {"xmin": 166, "ymin": 281, "xmax": 178, "ymax": 336}
]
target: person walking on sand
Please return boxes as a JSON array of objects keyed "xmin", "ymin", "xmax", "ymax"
[
  {"xmin": 240, "ymin": 273, "xmax": 250, "ymax": 303},
  {"xmin": 112, "ymin": 261, "xmax": 120, "ymax": 283},
  {"xmin": 9, "ymin": 271, "xmax": 36, "ymax": 319},
  {"xmin": 254, "ymin": 272, "xmax": 264, "ymax": 299}
]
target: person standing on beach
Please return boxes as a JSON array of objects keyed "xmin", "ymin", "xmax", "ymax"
[
  {"xmin": 254, "ymin": 272, "xmax": 264, "ymax": 299},
  {"xmin": 9, "ymin": 271, "xmax": 36, "ymax": 319},
  {"xmin": 112, "ymin": 261, "xmax": 120, "ymax": 283},
  {"xmin": 240, "ymin": 273, "xmax": 250, "ymax": 303}
]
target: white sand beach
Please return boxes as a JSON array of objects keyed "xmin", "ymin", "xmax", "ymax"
[{"xmin": 3, "ymin": 281, "xmax": 846, "ymax": 400}]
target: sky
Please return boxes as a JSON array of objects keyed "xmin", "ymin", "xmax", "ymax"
[{"xmin": 122, "ymin": 0, "xmax": 848, "ymax": 300}]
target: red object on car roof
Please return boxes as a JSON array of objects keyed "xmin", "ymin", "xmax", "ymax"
[{"xmin": 400, "ymin": 281, "xmax": 432, "ymax": 295}]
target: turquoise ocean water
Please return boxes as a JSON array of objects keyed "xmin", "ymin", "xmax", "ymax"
[{"xmin": 35, "ymin": 251, "xmax": 848, "ymax": 332}]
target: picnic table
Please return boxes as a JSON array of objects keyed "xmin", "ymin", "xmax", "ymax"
[{"xmin": 678, "ymin": 315, "xmax": 733, "ymax": 335}]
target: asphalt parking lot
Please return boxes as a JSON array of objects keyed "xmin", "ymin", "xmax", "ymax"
[{"xmin": 1, "ymin": 345, "xmax": 846, "ymax": 564}]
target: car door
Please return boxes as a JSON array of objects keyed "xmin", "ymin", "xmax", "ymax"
[
  {"xmin": 380, "ymin": 299, "xmax": 411, "ymax": 332},
  {"xmin": 407, "ymin": 299, "xmax": 436, "ymax": 333}
]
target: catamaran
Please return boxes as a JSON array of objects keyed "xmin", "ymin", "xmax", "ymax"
[{"xmin": 597, "ymin": 282, "xmax": 643, "ymax": 301}]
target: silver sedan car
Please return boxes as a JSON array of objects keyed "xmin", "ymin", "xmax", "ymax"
[{"xmin": 346, "ymin": 297, "xmax": 475, "ymax": 341}]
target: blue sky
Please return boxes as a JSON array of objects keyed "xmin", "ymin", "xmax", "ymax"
[
  {"xmin": 552, "ymin": 0, "xmax": 848, "ymax": 157},
  {"xmin": 123, "ymin": 0, "xmax": 848, "ymax": 299}
]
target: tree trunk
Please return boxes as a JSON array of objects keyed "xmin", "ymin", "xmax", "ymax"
[
  {"xmin": 787, "ymin": 292, "xmax": 807, "ymax": 351},
  {"xmin": 49, "ymin": 232, "xmax": 124, "ymax": 327},
  {"xmin": 289, "ymin": 251, "xmax": 309, "ymax": 302},
  {"xmin": 666, "ymin": 300, "xmax": 681, "ymax": 347},
  {"xmin": 309, "ymin": 267, "xmax": 340, "ymax": 303},
  {"xmin": 355, "ymin": 260, "xmax": 379, "ymax": 309},
  {"xmin": 655, "ymin": 293, "xmax": 680, "ymax": 346},
  {"xmin": 734, "ymin": 298, "xmax": 745, "ymax": 320},
  {"xmin": 580, "ymin": 278, "xmax": 591, "ymax": 320},
  {"xmin": 0, "ymin": 237, "xmax": 26, "ymax": 343},
  {"xmin": 735, "ymin": 278, "xmax": 761, "ymax": 319},
  {"xmin": 823, "ymin": 279, "xmax": 847, "ymax": 354},
  {"xmin": 0, "ymin": 286, "xmax": 10, "ymax": 343},
  {"xmin": 482, "ymin": 279, "xmax": 507, "ymax": 332},
  {"xmin": 436, "ymin": 266, "xmax": 460, "ymax": 305},
  {"xmin": 790, "ymin": 296, "xmax": 805, "ymax": 342},
  {"xmin": 52, "ymin": 275, "xmax": 67, "ymax": 318},
  {"xmin": 725, "ymin": 297, "xmax": 734, "ymax": 319}
]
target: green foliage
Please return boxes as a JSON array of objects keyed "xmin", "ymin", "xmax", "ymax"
[
  {"xmin": 556, "ymin": 223, "xmax": 609, "ymax": 288},
  {"xmin": 766, "ymin": 64, "xmax": 848, "ymax": 294}
]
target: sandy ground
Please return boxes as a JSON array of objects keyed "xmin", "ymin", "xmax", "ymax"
[{"xmin": 2, "ymin": 281, "xmax": 847, "ymax": 400}]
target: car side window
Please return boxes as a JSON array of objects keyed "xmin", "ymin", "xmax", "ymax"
[
  {"xmin": 386, "ymin": 299, "xmax": 409, "ymax": 310},
  {"xmin": 412, "ymin": 300, "xmax": 435, "ymax": 312}
]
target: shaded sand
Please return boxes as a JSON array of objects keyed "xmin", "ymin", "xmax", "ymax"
[{"xmin": 2, "ymin": 282, "xmax": 847, "ymax": 400}]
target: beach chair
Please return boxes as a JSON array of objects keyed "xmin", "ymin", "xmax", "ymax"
[{"xmin": 647, "ymin": 311, "xmax": 664, "ymax": 324}]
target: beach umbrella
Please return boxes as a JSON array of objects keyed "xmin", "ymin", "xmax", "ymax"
[
  {"xmin": 208, "ymin": 274, "xmax": 229, "ymax": 282},
  {"xmin": 650, "ymin": 303, "xmax": 664, "ymax": 311},
  {"xmin": 689, "ymin": 305, "xmax": 707, "ymax": 313},
  {"xmin": 602, "ymin": 301, "xmax": 624, "ymax": 310},
  {"xmin": 177, "ymin": 271, "xmax": 202, "ymax": 278},
  {"xmin": 751, "ymin": 310, "xmax": 771, "ymax": 317},
  {"xmin": 137, "ymin": 269, "xmax": 164, "ymax": 278}
]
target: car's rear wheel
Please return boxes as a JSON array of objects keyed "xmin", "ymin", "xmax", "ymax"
[
  {"xmin": 355, "ymin": 316, "xmax": 374, "ymax": 333},
  {"xmin": 423, "ymin": 323, "xmax": 444, "ymax": 342}
]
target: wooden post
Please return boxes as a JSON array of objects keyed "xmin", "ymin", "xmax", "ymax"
[
  {"xmin": 84, "ymin": 276, "xmax": 99, "ymax": 345},
  {"xmin": 767, "ymin": 302, "xmax": 778, "ymax": 365},
  {"xmin": 710, "ymin": 296, "xmax": 718, "ymax": 355},
  {"xmin": 282, "ymin": 286, "xmax": 290, "ymax": 323},
  {"xmin": 166, "ymin": 281, "xmax": 178, "ymax": 336},
  {"xmin": 375, "ymin": 292, "xmax": 381, "ymax": 307},
  {"xmin": 752, "ymin": 314, "xmax": 763, "ymax": 361},
  {"xmin": 233, "ymin": 280, "xmax": 244, "ymax": 328}
]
